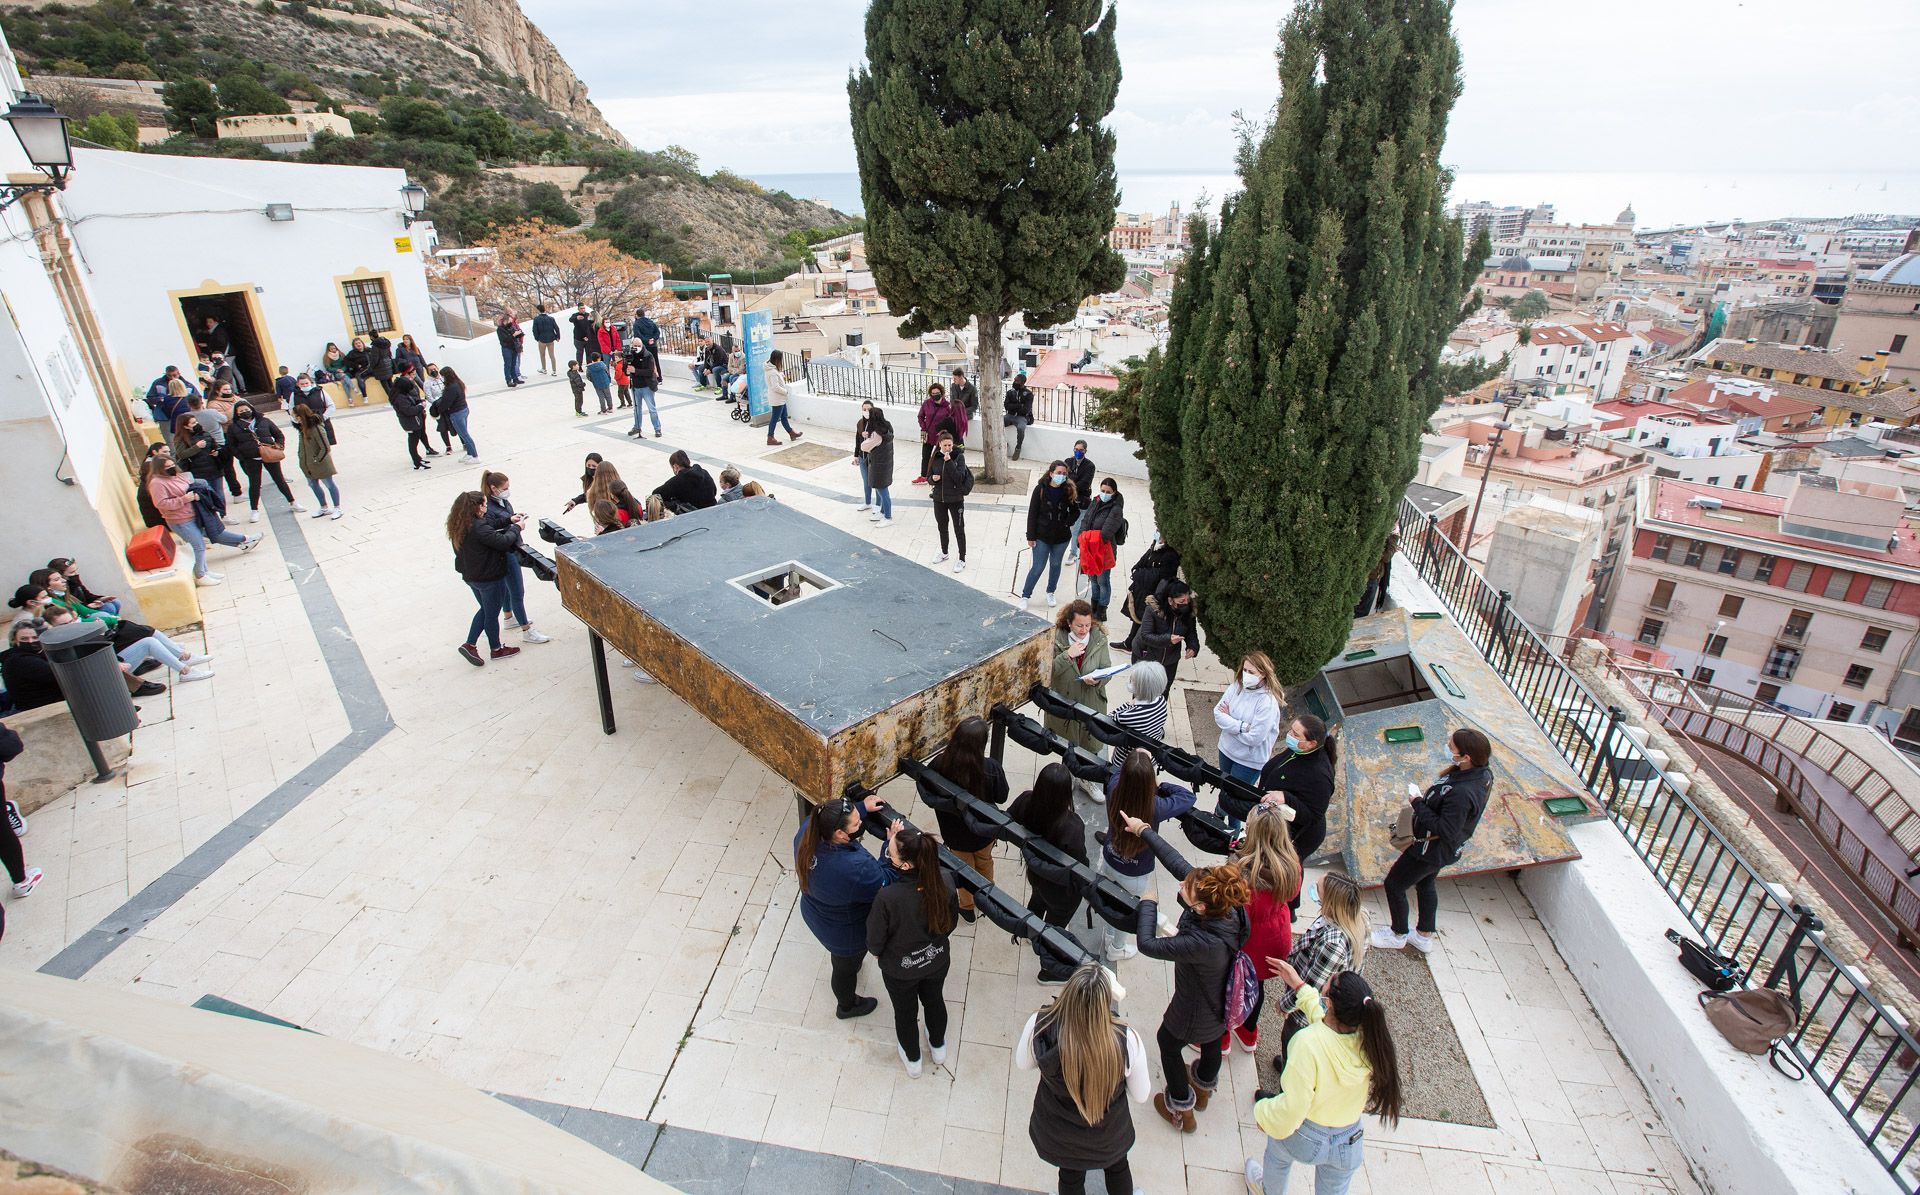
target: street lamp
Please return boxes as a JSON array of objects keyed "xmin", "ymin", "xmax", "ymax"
[
  {"xmin": 0, "ymin": 92, "xmax": 74, "ymax": 212},
  {"xmin": 399, "ymin": 180, "xmax": 428, "ymax": 226},
  {"xmin": 1461, "ymin": 418, "xmax": 1512, "ymax": 554}
]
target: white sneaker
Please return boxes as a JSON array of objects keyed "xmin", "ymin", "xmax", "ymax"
[
  {"xmin": 248, "ymin": 509, "xmax": 261, "ymax": 524},
  {"xmin": 1407, "ymin": 930, "xmax": 1436, "ymax": 954},
  {"xmin": 330, "ymin": 508, "xmax": 344, "ymax": 520},
  {"xmin": 522, "ymin": 627, "xmax": 551, "ymax": 644},
  {"xmin": 631, "ymin": 669, "xmax": 657, "ymax": 684},
  {"xmin": 186, "ymin": 654, "xmax": 214, "ymax": 666},
  {"xmin": 929, "ymin": 1041, "xmax": 947, "ymax": 1066},
  {"xmin": 195, "ymin": 573, "xmax": 224, "ymax": 587},
  {"xmin": 854, "ymin": 503, "xmax": 873, "ymax": 512},
  {"xmin": 1370, "ymin": 927, "xmax": 1410, "ymax": 951},
  {"xmin": 933, "ymin": 552, "xmax": 949, "ymax": 563},
  {"xmin": 874, "ymin": 516, "xmax": 892, "ymax": 525},
  {"xmin": 181, "ymin": 666, "xmax": 215, "ymax": 683},
  {"xmin": 1245, "ymin": 1157, "xmax": 1264, "ymax": 1193},
  {"xmin": 12, "ymin": 866, "xmax": 42, "ymax": 897},
  {"xmin": 311, "ymin": 506, "xmax": 330, "ymax": 518},
  {"xmin": 290, "ymin": 502, "xmax": 307, "ymax": 512},
  {"xmin": 1046, "ymin": 592, "xmax": 1058, "ymax": 608},
  {"xmin": 952, "ymin": 560, "xmax": 966, "ymax": 574},
  {"xmin": 1108, "ymin": 942, "xmax": 1138, "ymax": 961},
  {"xmin": 240, "ymin": 535, "xmax": 262, "ymax": 552},
  {"xmin": 869, "ymin": 512, "xmax": 885, "ymax": 523},
  {"xmin": 1014, "ymin": 592, "xmax": 1030, "ymax": 609},
  {"xmin": 897, "ymin": 1043, "xmax": 923, "ymax": 1079}
]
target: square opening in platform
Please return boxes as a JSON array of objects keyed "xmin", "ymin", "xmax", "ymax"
[
  {"xmin": 1325, "ymin": 653, "xmax": 1436, "ymax": 716},
  {"xmin": 728, "ymin": 561, "xmax": 842, "ymax": 609}
]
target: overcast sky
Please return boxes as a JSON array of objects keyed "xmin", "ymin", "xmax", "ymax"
[{"xmin": 519, "ymin": 0, "xmax": 1920, "ymax": 178}]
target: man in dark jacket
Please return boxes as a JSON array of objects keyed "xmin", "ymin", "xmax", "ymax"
[
  {"xmin": 530, "ymin": 304, "xmax": 561, "ymax": 375},
  {"xmin": 569, "ymin": 304, "xmax": 596, "ymax": 365},
  {"xmin": 367, "ymin": 333, "xmax": 395, "ymax": 395},
  {"xmin": 949, "ymin": 367, "xmax": 978, "ymax": 418},
  {"xmin": 145, "ymin": 367, "xmax": 199, "ymax": 425},
  {"xmin": 1064, "ymin": 440, "xmax": 1097, "ymax": 563},
  {"xmin": 630, "ymin": 307, "xmax": 660, "ymax": 355},
  {"xmin": 388, "ymin": 366, "xmax": 435, "ymax": 469},
  {"xmin": 652, "ymin": 449, "xmax": 718, "ymax": 512},
  {"xmin": 1134, "ymin": 580, "xmax": 1198, "ymax": 687},
  {"xmin": 1003, "ymin": 373, "xmax": 1035, "ymax": 460}
]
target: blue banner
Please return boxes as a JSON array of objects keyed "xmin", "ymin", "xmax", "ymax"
[{"xmin": 743, "ymin": 309, "xmax": 772, "ymax": 420}]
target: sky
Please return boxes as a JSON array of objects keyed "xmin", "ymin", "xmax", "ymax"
[{"xmin": 518, "ymin": 0, "xmax": 1920, "ymax": 179}]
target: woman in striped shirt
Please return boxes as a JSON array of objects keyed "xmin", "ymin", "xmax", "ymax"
[{"xmin": 1105, "ymin": 661, "xmax": 1169, "ymax": 775}]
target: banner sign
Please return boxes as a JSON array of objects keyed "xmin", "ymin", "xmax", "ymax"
[{"xmin": 743, "ymin": 309, "xmax": 772, "ymax": 420}]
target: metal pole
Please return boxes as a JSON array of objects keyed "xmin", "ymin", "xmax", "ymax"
[
  {"xmin": 589, "ymin": 631, "xmax": 615, "ymax": 735},
  {"xmin": 1586, "ymin": 704, "xmax": 1626, "ymax": 794},
  {"xmin": 83, "ymin": 738, "xmax": 114, "ymax": 783},
  {"xmin": 1461, "ymin": 428, "xmax": 1504, "ymax": 555}
]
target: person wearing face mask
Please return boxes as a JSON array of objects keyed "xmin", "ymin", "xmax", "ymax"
[
  {"xmin": 481, "ymin": 471, "xmax": 551, "ymax": 646},
  {"xmin": 388, "ymin": 364, "xmax": 434, "ymax": 470},
  {"xmin": 1002, "ymin": 372, "xmax": 1035, "ymax": 460},
  {"xmin": 1017, "ymin": 461, "xmax": 1080, "ymax": 610},
  {"xmin": 44, "ymin": 558, "xmax": 117, "ymax": 619},
  {"xmin": 1118, "ymin": 536, "xmax": 1180, "ymax": 653},
  {"xmin": 1113, "ymin": 809, "xmax": 1251, "ymax": 1133},
  {"xmin": 866, "ymin": 823, "xmax": 958, "ymax": 1077},
  {"xmin": 225, "ymin": 400, "xmax": 305, "ymax": 523},
  {"xmin": 1079, "ymin": 478, "xmax": 1125, "ymax": 622},
  {"xmin": 1212, "ymin": 652, "xmax": 1283, "ymax": 830},
  {"xmin": 1371, "ymin": 728, "xmax": 1494, "ymax": 954},
  {"xmin": 1063, "ymin": 441, "xmax": 1097, "ymax": 565},
  {"xmin": 148, "ymin": 454, "xmax": 258, "ymax": 585},
  {"xmin": 289, "ymin": 373, "xmax": 336, "ymax": 447},
  {"xmin": 1043, "ymin": 601, "xmax": 1114, "ymax": 772},
  {"xmin": 793, "ymin": 791, "xmax": 890, "ymax": 1019},
  {"xmin": 186, "ymin": 393, "xmax": 243, "ymax": 501},
  {"xmin": 1258, "ymin": 714, "xmax": 1338, "ymax": 901},
  {"xmin": 927, "ymin": 430, "xmax": 971, "ymax": 572},
  {"xmin": 930, "ymin": 716, "xmax": 1009, "ymax": 923},
  {"xmin": 1134, "ymin": 580, "xmax": 1199, "ymax": 688},
  {"xmin": 853, "ymin": 403, "xmax": 895, "ymax": 524},
  {"xmin": 290, "ymin": 404, "xmax": 344, "ymax": 519},
  {"xmin": 171, "ymin": 411, "xmax": 230, "ymax": 519},
  {"xmin": 914, "ymin": 383, "xmax": 966, "ymax": 483}
]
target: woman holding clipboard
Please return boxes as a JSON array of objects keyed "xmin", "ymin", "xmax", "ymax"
[{"xmin": 1044, "ymin": 600, "xmax": 1118, "ymax": 797}]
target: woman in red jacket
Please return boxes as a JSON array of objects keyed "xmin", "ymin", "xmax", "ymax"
[
  {"xmin": 596, "ymin": 318, "xmax": 623, "ymax": 359},
  {"xmin": 1227, "ymin": 802, "xmax": 1302, "ymax": 1052}
]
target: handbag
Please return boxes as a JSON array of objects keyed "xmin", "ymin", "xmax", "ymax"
[
  {"xmin": 1664, "ymin": 928, "xmax": 1742, "ymax": 992},
  {"xmin": 259, "ymin": 442, "xmax": 286, "ymax": 463},
  {"xmin": 1390, "ymin": 805, "xmax": 1421, "ymax": 852},
  {"xmin": 1699, "ymin": 988, "xmax": 1805, "ymax": 1079},
  {"xmin": 861, "ymin": 431, "xmax": 882, "ymax": 452}
]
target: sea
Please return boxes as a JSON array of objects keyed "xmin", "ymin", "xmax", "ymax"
[{"xmin": 752, "ymin": 170, "xmax": 1920, "ymax": 232}]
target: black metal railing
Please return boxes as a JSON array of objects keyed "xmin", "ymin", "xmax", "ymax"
[
  {"xmin": 801, "ymin": 359, "xmax": 1098, "ymax": 431},
  {"xmin": 1395, "ymin": 498, "xmax": 1920, "ymax": 1192}
]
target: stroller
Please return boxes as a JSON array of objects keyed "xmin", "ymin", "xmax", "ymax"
[{"xmin": 728, "ymin": 373, "xmax": 751, "ymax": 423}]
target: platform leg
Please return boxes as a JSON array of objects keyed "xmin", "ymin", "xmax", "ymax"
[
  {"xmin": 84, "ymin": 738, "xmax": 115, "ymax": 783},
  {"xmin": 590, "ymin": 631, "xmax": 616, "ymax": 735},
  {"xmin": 990, "ymin": 718, "xmax": 1007, "ymax": 763}
]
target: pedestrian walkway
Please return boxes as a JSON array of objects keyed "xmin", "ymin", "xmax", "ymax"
[{"xmin": 0, "ymin": 368, "xmax": 1697, "ymax": 1193}]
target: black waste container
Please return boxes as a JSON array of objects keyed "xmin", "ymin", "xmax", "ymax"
[{"xmin": 41, "ymin": 619, "xmax": 138, "ymax": 742}]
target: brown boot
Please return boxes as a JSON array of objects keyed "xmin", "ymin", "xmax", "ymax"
[
  {"xmin": 1153, "ymin": 1092, "xmax": 1195, "ymax": 1133},
  {"xmin": 1187, "ymin": 1060, "xmax": 1213, "ymax": 1110}
]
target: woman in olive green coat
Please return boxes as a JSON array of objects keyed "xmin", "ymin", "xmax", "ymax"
[
  {"xmin": 1044, "ymin": 600, "xmax": 1113, "ymax": 785},
  {"xmin": 292, "ymin": 404, "xmax": 343, "ymax": 519}
]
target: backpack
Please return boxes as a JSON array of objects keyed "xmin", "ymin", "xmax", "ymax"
[
  {"xmin": 1223, "ymin": 949, "xmax": 1261, "ymax": 1033},
  {"xmin": 1111, "ymin": 516, "xmax": 1129, "ymax": 547},
  {"xmin": 953, "ymin": 463, "xmax": 976, "ymax": 497},
  {"xmin": 1699, "ymin": 988, "xmax": 1804, "ymax": 1080}
]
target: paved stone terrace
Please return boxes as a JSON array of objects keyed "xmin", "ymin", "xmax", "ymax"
[{"xmin": 0, "ymin": 368, "xmax": 1698, "ymax": 1194}]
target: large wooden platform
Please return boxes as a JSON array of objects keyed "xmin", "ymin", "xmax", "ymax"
[{"xmin": 555, "ymin": 499, "xmax": 1053, "ymax": 800}]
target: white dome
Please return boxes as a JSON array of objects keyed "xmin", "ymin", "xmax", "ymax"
[{"xmin": 1868, "ymin": 252, "xmax": 1920, "ymax": 286}]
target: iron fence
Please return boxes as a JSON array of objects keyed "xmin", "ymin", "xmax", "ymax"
[
  {"xmin": 1394, "ymin": 499, "xmax": 1920, "ymax": 1193},
  {"xmin": 801, "ymin": 359, "xmax": 1099, "ymax": 431}
]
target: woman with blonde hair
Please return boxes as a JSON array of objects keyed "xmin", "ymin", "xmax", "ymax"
[
  {"xmin": 1226, "ymin": 803, "xmax": 1302, "ymax": 1053},
  {"xmin": 643, "ymin": 493, "xmax": 669, "ymax": 523},
  {"xmin": 1212, "ymin": 649, "xmax": 1282, "ymax": 830},
  {"xmin": 581, "ymin": 460, "xmax": 644, "ymax": 526},
  {"xmin": 1015, "ymin": 963, "xmax": 1149, "ymax": 1195}
]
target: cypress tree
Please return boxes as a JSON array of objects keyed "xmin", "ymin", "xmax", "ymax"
[
  {"xmin": 849, "ymin": 0, "xmax": 1127, "ymax": 482},
  {"xmin": 1139, "ymin": 0, "xmax": 1481, "ymax": 683}
]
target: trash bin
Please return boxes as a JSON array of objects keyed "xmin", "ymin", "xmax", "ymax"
[{"xmin": 40, "ymin": 620, "xmax": 137, "ymax": 780}]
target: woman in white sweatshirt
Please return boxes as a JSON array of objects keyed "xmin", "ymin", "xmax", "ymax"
[{"xmin": 1213, "ymin": 650, "xmax": 1282, "ymax": 830}]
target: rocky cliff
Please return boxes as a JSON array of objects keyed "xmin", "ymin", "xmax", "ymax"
[{"xmin": 439, "ymin": 0, "xmax": 626, "ymax": 145}]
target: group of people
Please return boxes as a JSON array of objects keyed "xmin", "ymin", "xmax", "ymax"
[
  {"xmin": 791, "ymin": 688, "xmax": 1495, "ymax": 1194},
  {"xmin": 4, "ymin": 558, "xmax": 211, "ymax": 712}
]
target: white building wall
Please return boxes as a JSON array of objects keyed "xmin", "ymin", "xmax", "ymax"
[{"xmin": 60, "ymin": 148, "xmax": 434, "ymax": 388}]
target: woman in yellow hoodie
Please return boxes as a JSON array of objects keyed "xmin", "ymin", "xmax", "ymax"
[{"xmin": 1244, "ymin": 961, "xmax": 1402, "ymax": 1195}]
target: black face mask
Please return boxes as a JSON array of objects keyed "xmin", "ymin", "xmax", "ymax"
[{"xmin": 17, "ymin": 641, "xmax": 41, "ymax": 654}]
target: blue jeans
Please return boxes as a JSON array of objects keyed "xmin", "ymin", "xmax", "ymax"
[
  {"xmin": 1066, "ymin": 505, "xmax": 1093, "ymax": 558},
  {"xmin": 1260, "ymin": 1118, "xmax": 1365, "ymax": 1195},
  {"xmin": 1022, "ymin": 538, "xmax": 1069, "ymax": 598},
  {"xmin": 858, "ymin": 457, "xmax": 872, "ymax": 504},
  {"xmin": 768, "ymin": 404, "xmax": 796, "ymax": 437},
  {"xmin": 694, "ymin": 363, "xmax": 715, "ymax": 387},
  {"xmin": 95, "ymin": 598, "xmax": 122, "ymax": 617},
  {"xmin": 119, "ymin": 630, "xmax": 188, "ymax": 673},
  {"xmin": 1217, "ymin": 751, "xmax": 1262, "ymax": 830},
  {"xmin": 466, "ymin": 577, "xmax": 509, "ymax": 650},
  {"xmin": 168, "ymin": 519, "xmax": 245, "ymax": 577},
  {"xmin": 1089, "ymin": 569, "xmax": 1112, "ymax": 609},
  {"xmin": 874, "ymin": 486, "xmax": 892, "ymax": 518},
  {"xmin": 501, "ymin": 345, "xmax": 522, "ymax": 384},
  {"xmin": 502, "ymin": 557, "xmax": 530, "ymax": 626},
  {"xmin": 308, "ymin": 476, "xmax": 340, "ymax": 506},
  {"xmin": 631, "ymin": 386, "xmax": 660, "ymax": 434},
  {"xmin": 449, "ymin": 408, "xmax": 477, "ymax": 457}
]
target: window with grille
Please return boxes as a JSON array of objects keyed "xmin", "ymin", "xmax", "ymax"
[
  {"xmin": 1705, "ymin": 634, "xmax": 1728, "ymax": 657},
  {"xmin": 1828, "ymin": 702, "xmax": 1856, "ymax": 722},
  {"xmin": 1717, "ymin": 549, "xmax": 1741, "ymax": 576},
  {"xmin": 1692, "ymin": 666, "xmax": 1715, "ymax": 684},
  {"xmin": 1844, "ymin": 665, "xmax": 1873, "ymax": 689},
  {"xmin": 1719, "ymin": 594, "xmax": 1743, "ymax": 618},
  {"xmin": 1763, "ymin": 644, "xmax": 1801, "ymax": 680},
  {"xmin": 1754, "ymin": 555, "xmax": 1777, "ymax": 583},
  {"xmin": 1682, "ymin": 540, "xmax": 1706, "ymax": 568},
  {"xmin": 1650, "ymin": 534, "xmax": 1673, "ymax": 562},
  {"xmin": 1863, "ymin": 578, "xmax": 1894, "ymax": 609},
  {"xmin": 1637, "ymin": 618, "xmax": 1665, "ymax": 646},
  {"xmin": 1783, "ymin": 609, "xmax": 1813, "ymax": 640},
  {"xmin": 341, "ymin": 278, "xmax": 394, "ymax": 335},
  {"xmin": 1863, "ymin": 626, "xmax": 1891, "ymax": 653}
]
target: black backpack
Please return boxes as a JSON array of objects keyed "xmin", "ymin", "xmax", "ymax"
[{"xmin": 1111, "ymin": 516, "xmax": 1129, "ymax": 547}]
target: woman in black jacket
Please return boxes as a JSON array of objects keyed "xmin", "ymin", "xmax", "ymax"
[
  {"xmin": 1372, "ymin": 727, "xmax": 1494, "ymax": 954},
  {"xmin": 389, "ymin": 366, "xmax": 434, "ymax": 469},
  {"xmin": 481, "ymin": 471, "xmax": 550, "ymax": 646},
  {"xmin": 927, "ymin": 430, "xmax": 971, "ymax": 573},
  {"xmin": 439, "ymin": 367, "xmax": 477, "ymax": 460},
  {"xmin": 867, "ymin": 824, "xmax": 958, "ymax": 1078},
  {"xmin": 1008, "ymin": 762, "xmax": 1089, "ymax": 985},
  {"xmin": 1133, "ymin": 580, "xmax": 1199, "ymax": 687},
  {"xmin": 1015, "ymin": 963, "xmax": 1149, "ymax": 1195},
  {"xmin": 1118, "ymin": 539, "xmax": 1180, "ymax": 652},
  {"xmin": 931, "ymin": 716, "xmax": 1008, "ymax": 922},
  {"xmin": 1257, "ymin": 713, "xmax": 1339, "ymax": 905},
  {"xmin": 1116, "ymin": 812, "xmax": 1250, "ymax": 1133},
  {"xmin": 171, "ymin": 413, "xmax": 227, "ymax": 515},
  {"xmin": 446, "ymin": 490, "xmax": 522, "ymax": 668},
  {"xmin": 1018, "ymin": 460, "xmax": 1080, "ymax": 610},
  {"xmin": 226, "ymin": 400, "xmax": 302, "ymax": 522}
]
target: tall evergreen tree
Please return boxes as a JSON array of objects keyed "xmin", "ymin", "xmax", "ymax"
[
  {"xmin": 1139, "ymin": 0, "xmax": 1480, "ymax": 683},
  {"xmin": 849, "ymin": 0, "xmax": 1126, "ymax": 481}
]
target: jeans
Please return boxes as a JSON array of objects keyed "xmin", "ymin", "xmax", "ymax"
[
  {"xmin": 1022, "ymin": 538, "xmax": 1069, "ymax": 597},
  {"xmin": 118, "ymin": 629, "xmax": 188, "ymax": 674},
  {"xmin": 768, "ymin": 404, "xmax": 797, "ymax": 437},
  {"xmin": 883, "ymin": 966, "xmax": 949, "ymax": 1062},
  {"xmin": 874, "ymin": 487, "xmax": 892, "ymax": 518},
  {"xmin": 1058, "ymin": 1160, "xmax": 1133, "ymax": 1195},
  {"xmin": 693, "ymin": 363, "xmax": 713, "ymax": 387},
  {"xmin": 574, "ymin": 340, "xmax": 593, "ymax": 366},
  {"xmin": 593, "ymin": 383, "xmax": 613, "ymax": 413},
  {"xmin": 502, "ymin": 557, "xmax": 530, "ymax": 627},
  {"xmin": 632, "ymin": 387, "xmax": 660, "ymax": 434},
  {"xmin": 858, "ymin": 457, "xmax": 872, "ymax": 504},
  {"xmin": 1158, "ymin": 1024, "xmax": 1221, "ymax": 1111},
  {"xmin": 449, "ymin": 408, "xmax": 477, "ymax": 457},
  {"xmin": 1383, "ymin": 845, "xmax": 1446, "ymax": 935},
  {"xmin": 537, "ymin": 340, "xmax": 557, "ymax": 373},
  {"xmin": 830, "ymin": 951, "xmax": 866, "ymax": 1012},
  {"xmin": 465, "ymin": 576, "xmax": 509, "ymax": 650},
  {"xmin": 240, "ymin": 457, "xmax": 295, "ymax": 509},
  {"xmin": 1216, "ymin": 753, "xmax": 1262, "ymax": 830},
  {"xmin": 1259, "ymin": 1118, "xmax": 1365, "ymax": 1195},
  {"xmin": 1097, "ymin": 858, "xmax": 1153, "ymax": 954},
  {"xmin": 500, "ymin": 344, "xmax": 522, "ymax": 385},
  {"xmin": 1089, "ymin": 570, "xmax": 1112, "ymax": 610},
  {"xmin": 1005, "ymin": 414, "xmax": 1030, "ymax": 459},
  {"xmin": 1066, "ymin": 505, "xmax": 1093, "ymax": 558},
  {"xmin": 934, "ymin": 501, "xmax": 966, "ymax": 560},
  {"xmin": 168, "ymin": 519, "xmax": 245, "ymax": 577},
  {"xmin": 308, "ymin": 476, "xmax": 341, "ymax": 507},
  {"xmin": 94, "ymin": 599, "xmax": 122, "ymax": 617}
]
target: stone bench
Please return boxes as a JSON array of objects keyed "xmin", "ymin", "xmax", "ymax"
[{"xmin": 3, "ymin": 702, "xmax": 131, "ymax": 816}]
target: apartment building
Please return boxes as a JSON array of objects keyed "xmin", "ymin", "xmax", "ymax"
[
  {"xmin": 1693, "ymin": 338, "xmax": 1914, "ymax": 426},
  {"xmin": 1508, "ymin": 321, "xmax": 1636, "ymax": 402},
  {"xmin": 1702, "ymin": 257, "xmax": 1817, "ymax": 299},
  {"xmin": 1613, "ymin": 476, "xmax": 1920, "ymax": 723},
  {"xmin": 1454, "ymin": 200, "xmax": 1537, "ymax": 244}
]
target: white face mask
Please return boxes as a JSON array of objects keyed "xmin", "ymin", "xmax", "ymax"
[
  {"xmin": 1241, "ymin": 671, "xmax": 1260, "ymax": 688},
  {"xmin": 497, "ymin": 489, "xmax": 511, "ymax": 502},
  {"xmin": 1069, "ymin": 629, "xmax": 1091, "ymax": 647}
]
